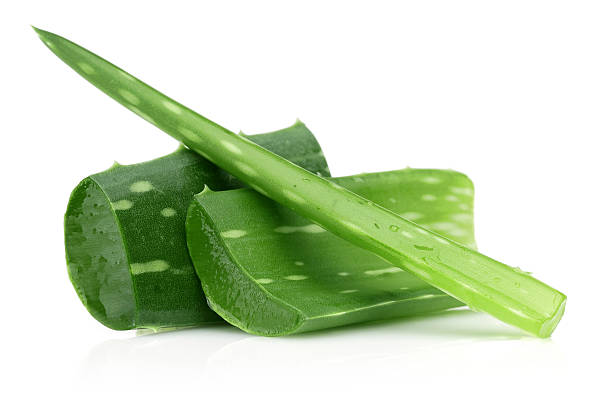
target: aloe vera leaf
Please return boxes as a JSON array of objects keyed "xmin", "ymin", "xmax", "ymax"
[
  {"xmin": 65, "ymin": 122, "xmax": 330, "ymax": 330},
  {"xmin": 187, "ymin": 168, "xmax": 475, "ymax": 335},
  {"xmin": 35, "ymin": 28, "xmax": 566, "ymax": 337}
]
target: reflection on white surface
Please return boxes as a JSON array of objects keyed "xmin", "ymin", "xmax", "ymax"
[{"xmin": 78, "ymin": 309, "xmax": 567, "ymax": 394}]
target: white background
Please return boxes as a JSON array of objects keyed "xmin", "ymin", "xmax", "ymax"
[{"xmin": 1, "ymin": 1, "xmax": 610, "ymax": 400}]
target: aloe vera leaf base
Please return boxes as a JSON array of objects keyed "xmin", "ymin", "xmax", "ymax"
[
  {"xmin": 37, "ymin": 27, "xmax": 566, "ymax": 337},
  {"xmin": 187, "ymin": 169, "xmax": 475, "ymax": 335},
  {"xmin": 65, "ymin": 122, "xmax": 330, "ymax": 330}
]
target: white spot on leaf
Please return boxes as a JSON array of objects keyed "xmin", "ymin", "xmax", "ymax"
[
  {"xmin": 421, "ymin": 176, "xmax": 441, "ymax": 184},
  {"xmin": 220, "ymin": 140, "xmax": 242, "ymax": 155},
  {"xmin": 415, "ymin": 227, "xmax": 428, "ymax": 235},
  {"xmin": 449, "ymin": 228, "xmax": 468, "ymax": 237},
  {"xmin": 256, "ymin": 278, "xmax": 274, "ymax": 284},
  {"xmin": 77, "ymin": 62, "xmax": 95, "ymax": 75},
  {"xmin": 284, "ymin": 275, "xmax": 308, "ymax": 281},
  {"xmin": 452, "ymin": 213, "xmax": 472, "ymax": 222},
  {"xmin": 429, "ymin": 222, "xmax": 457, "ymax": 231},
  {"xmin": 178, "ymin": 127, "xmax": 201, "ymax": 143},
  {"xmin": 130, "ymin": 181, "xmax": 154, "ymax": 193},
  {"xmin": 365, "ymin": 267, "xmax": 403, "ymax": 276},
  {"xmin": 130, "ymin": 260, "xmax": 169, "ymax": 275},
  {"xmin": 274, "ymin": 224, "xmax": 325, "ymax": 234},
  {"xmin": 422, "ymin": 194, "xmax": 437, "ymax": 201},
  {"xmin": 339, "ymin": 289, "xmax": 358, "ymax": 294},
  {"xmin": 160, "ymin": 208, "xmax": 176, "ymax": 217},
  {"xmin": 119, "ymin": 70, "xmax": 135, "ymax": 81},
  {"xmin": 235, "ymin": 161, "xmax": 257, "ymax": 177},
  {"xmin": 111, "ymin": 199, "xmax": 133, "ymax": 210},
  {"xmin": 401, "ymin": 231, "xmax": 414, "ymax": 239},
  {"xmin": 162, "ymin": 100, "xmax": 182, "ymax": 114},
  {"xmin": 118, "ymin": 89, "xmax": 140, "ymax": 105},
  {"xmin": 450, "ymin": 187, "xmax": 474, "ymax": 196},
  {"xmin": 401, "ymin": 212, "xmax": 423, "ymax": 221},
  {"xmin": 409, "ymin": 294, "xmax": 438, "ymax": 301},
  {"xmin": 221, "ymin": 230, "xmax": 247, "ymax": 239}
]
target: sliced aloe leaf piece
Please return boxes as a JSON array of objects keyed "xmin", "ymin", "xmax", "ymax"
[
  {"xmin": 36, "ymin": 27, "xmax": 566, "ymax": 337},
  {"xmin": 186, "ymin": 168, "xmax": 474, "ymax": 335},
  {"xmin": 65, "ymin": 122, "xmax": 330, "ymax": 330}
]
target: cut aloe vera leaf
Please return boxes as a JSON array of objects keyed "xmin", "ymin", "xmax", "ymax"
[
  {"xmin": 187, "ymin": 169, "xmax": 475, "ymax": 335},
  {"xmin": 65, "ymin": 122, "xmax": 330, "ymax": 330},
  {"xmin": 36, "ymin": 28, "xmax": 566, "ymax": 337}
]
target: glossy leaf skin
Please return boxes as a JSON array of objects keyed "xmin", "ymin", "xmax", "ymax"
[
  {"xmin": 37, "ymin": 28, "xmax": 566, "ymax": 337},
  {"xmin": 187, "ymin": 169, "xmax": 474, "ymax": 336},
  {"xmin": 65, "ymin": 123, "xmax": 330, "ymax": 330}
]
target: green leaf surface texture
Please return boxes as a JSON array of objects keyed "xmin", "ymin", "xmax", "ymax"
[
  {"xmin": 187, "ymin": 169, "xmax": 474, "ymax": 335},
  {"xmin": 65, "ymin": 122, "xmax": 330, "ymax": 330},
  {"xmin": 38, "ymin": 28, "xmax": 566, "ymax": 337}
]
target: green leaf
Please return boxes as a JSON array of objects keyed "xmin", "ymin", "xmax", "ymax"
[
  {"xmin": 37, "ymin": 27, "xmax": 566, "ymax": 337},
  {"xmin": 65, "ymin": 122, "xmax": 330, "ymax": 330},
  {"xmin": 187, "ymin": 168, "xmax": 475, "ymax": 335}
]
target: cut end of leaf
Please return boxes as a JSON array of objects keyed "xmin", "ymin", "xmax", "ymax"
[
  {"xmin": 186, "ymin": 197, "xmax": 305, "ymax": 336},
  {"xmin": 537, "ymin": 295, "xmax": 567, "ymax": 338},
  {"xmin": 65, "ymin": 177, "xmax": 136, "ymax": 330}
]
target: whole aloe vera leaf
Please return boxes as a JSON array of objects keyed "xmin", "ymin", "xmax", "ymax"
[
  {"xmin": 65, "ymin": 122, "xmax": 330, "ymax": 330},
  {"xmin": 187, "ymin": 168, "xmax": 474, "ymax": 335},
  {"xmin": 35, "ymin": 28, "xmax": 566, "ymax": 337}
]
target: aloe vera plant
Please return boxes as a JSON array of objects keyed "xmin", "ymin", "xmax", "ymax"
[
  {"xmin": 36, "ymin": 27, "xmax": 566, "ymax": 337},
  {"xmin": 187, "ymin": 168, "xmax": 475, "ymax": 335},
  {"xmin": 65, "ymin": 122, "xmax": 330, "ymax": 330}
]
